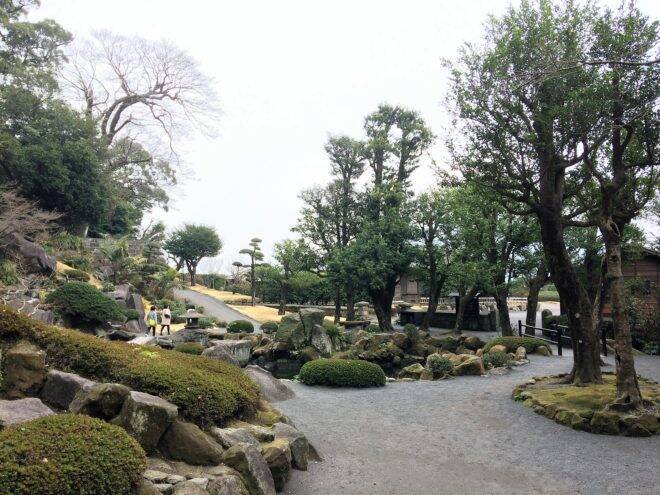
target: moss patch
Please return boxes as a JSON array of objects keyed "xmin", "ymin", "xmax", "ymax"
[{"xmin": 513, "ymin": 373, "xmax": 660, "ymax": 436}]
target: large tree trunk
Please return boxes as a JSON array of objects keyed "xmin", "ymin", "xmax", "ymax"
[
  {"xmin": 584, "ymin": 244, "xmax": 602, "ymax": 306},
  {"xmin": 494, "ymin": 287, "xmax": 512, "ymax": 336},
  {"xmin": 421, "ymin": 273, "xmax": 446, "ymax": 331},
  {"xmin": 600, "ymin": 220, "xmax": 643, "ymax": 410},
  {"xmin": 371, "ymin": 281, "xmax": 396, "ymax": 332},
  {"xmin": 345, "ymin": 284, "xmax": 356, "ymax": 321},
  {"xmin": 525, "ymin": 262, "xmax": 549, "ymax": 332},
  {"xmin": 454, "ymin": 286, "xmax": 478, "ymax": 335},
  {"xmin": 333, "ymin": 285, "xmax": 341, "ymax": 323}
]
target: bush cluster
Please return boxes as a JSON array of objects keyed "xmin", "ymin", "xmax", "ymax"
[
  {"xmin": 323, "ymin": 322, "xmax": 341, "ymax": 339},
  {"xmin": 227, "ymin": 319, "xmax": 254, "ymax": 333},
  {"xmin": 61, "ymin": 256, "xmax": 91, "ymax": 272},
  {"xmin": 198, "ymin": 316, "xmax": 218, "ymax": 329},
  {"xmin": 426, "ymin": 353, "xmax": 453, "ymax": 375},
  {"xmin": 0, "ymin": 259, "xmax": 19, "ymax": 285},
  {"xmin": 483, "ymin": 336, "xmax": 550, "ymax": 353},
  {"xmin": 101, "ymin": 281, "xmax": 116, "ymax": 293},
  {"xmin": 0, "ymin": 306, "xmax": 259, "ymax": 425},
  {"xmin": 364, "ymin": 323, "xmax": 380, "ymax": 333},
  {"xmin": 299, "ymin": 359, "xmax": 386, "ymax": 387},
  {"xmin": 46, "ymin": 281, "xmax": 125, "ymax": 326},
  {"xmin": 404, "ymin": 323, "xmax": 420, "ymax": 344},
  {"xmin": 482, "ymin": 351, "xmax": 511, "ymax": 369},
  {"xmin": 261, "ymin": 321, "xmax": 279, "ymax": 334},
  {"xmin": 0, "ymin": 414, "xmax": 146, "ymax": 495},
  {"xmin": 122, "ymin": 309, "xmax": 140, "ymax": 321},
  {"xmin": 174, "ymin": 342, "xmax": 205, "ymax": 355},
  {"xmin": 63, "ymin": 268, "xmax": 90, "ymax": 282}
]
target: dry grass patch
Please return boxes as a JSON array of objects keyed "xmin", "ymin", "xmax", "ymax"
[{"xmin": 190, "ymin": 285, "xmax": 252, "ymax": 303}]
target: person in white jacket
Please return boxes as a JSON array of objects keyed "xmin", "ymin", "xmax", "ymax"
[{"xmin": 160, "ymin": 305, "xmax": 171, "ymax": 335}]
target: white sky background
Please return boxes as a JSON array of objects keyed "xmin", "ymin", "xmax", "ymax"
[{"xmin": 36, "ymin": 0, "xmax": 659, "ymax": 273}]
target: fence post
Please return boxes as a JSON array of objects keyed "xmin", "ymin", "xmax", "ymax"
[
  {"xmin": 518, "ymin": 320, "xmax": 523, "ymax": 337},
  {"xmin": 555, "ymin": 325, "xmax": 562, "ymax": 356}
]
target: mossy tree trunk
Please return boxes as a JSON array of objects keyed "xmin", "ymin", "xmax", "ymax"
[
  {"xmin": 525, "ymin": 261, "xmax": 549, "ymax": 331},
  {"xmin": 454, "ymin": 285, "xmax": 478, "ymax": 336}
]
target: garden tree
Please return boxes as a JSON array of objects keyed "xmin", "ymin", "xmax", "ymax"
[
  {"xmin": 410, "ymin": 188, "xmax": 456, "ymax": 331},
  {"xmin": 100, "ymin": 238, "xmax": 137, "ymax": 285},
  {"xmin": 164, "ymin": 224, "xmax": 221, "ymax": 286},
  {"xmin": 0, "ymin": 189, "xmax": 60, "ymax": 250},
  {"xmin": 273, "ymin": 238, "xmax": 317, "ymax": 314},
  {"xmin": 447, "ymin": 0, "xmax": 607, "ymax": 384},
  {"xmin": 517, "ymin": 245, "xmax": 550, "ymax": 330},
  {"xmin": 234, "ymin": 238, "xmax": 263, "ymax": 305}
]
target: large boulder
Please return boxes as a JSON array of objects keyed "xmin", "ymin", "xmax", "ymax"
[
  {"xmin": 274, "ymin": 314, "xmax": 306, "ymax": 349},
  {"xmin": 453, "ymin": 356, "xmax": 486, "ymax": 376},
  {"xmin": 210, "ymin": 427, "xmax": 260, "ymax": 449},
  {"xmin": 124, "ymin": 319, "xmax": 144, "ymax": 334},
  {"xmin": 397, "ymin": 363, "xmax": 425, "ymax": 380},
  {"xmin": 206, "ymin": 341, "xmax": 252, "ymax": 367},
  {"xmin": 244, "ymin": 366, "xmax": 295, "ymax": 403},
  {"xmin": 310, "ymin": 324, "xmax": 333, "ymax": 356},
  {"xmin": 111, "ymin": 391, "xmax": 178, "ymax": 453},
  {"xmin": 0, "ymin": 398, "xmax": 54, "ymax": 428},
  {"xmin": 3, "ymin": 341, "xmax": 47, "ymax": 398},
  {"xmin": 171, "ymin": 327, "xmax": 211, "ymax": 346},
  {"xmin": 6, "ymin": 233, "xmax": 55, "ymax": 273},
  {"xmin": 207, "ymin": 466, "xmax": 250, "ymax": 495},
  {"xmin": 201, "ymin": 345, "xmax": 240, "ymax": 366},
  {"xmin": 261, "ymin": 439, "xmax": 292, "ymax": 491},
  {"xmin": 39, "ymin": 369, "xmax": 96, "ymax": 410},
  {"xmin": 391, "ymin": 332, "xmax": 409, "ymax": 349},
  {"xmin": 272, "ymin": 422, "xmax": 309, "ymax": 471},
  {"xmin": 159, "ymin": 420, "xmax": 224, "ymax": 465},
  {"xmin": 299, "ymin": 308, "xmax": 325, "ymax": 333},
  {"xmin": 172, "ymin": 480, "xmax": 210, "ymax": 495},
  {"xmin": 127, "ymin": 292, "xmax": 148, "ymax": 333},
  {"xmin": 69, "ymin": 382, "xmax": 131, "ymax": 420},
  {"xmin": 129, "ymin": 335, "xmax": 157, "ymax": 346},
  {"xmin": 463, "ymin": 336, "xmax": 485, "ymax": 350},
  {"xmin": 222, "ymin": 443, "xmax": 276, "ymax": 495},
  {"xmin": 137, "ymin": 479, "xmax": 162, "ymax": 495},
  {"xmin": 489, "ymin": 344, "xmax": 508, "ymax": 354}
]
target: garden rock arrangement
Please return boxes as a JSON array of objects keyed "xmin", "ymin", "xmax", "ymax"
[{"xmin": 512, "ymin": 373, "xmax": 660, "ymax": 436}]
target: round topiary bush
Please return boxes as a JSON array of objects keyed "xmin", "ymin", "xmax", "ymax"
[
  {"xmin": 46, "ymin": 281, "xmax": 126, "ymax": 327},
  {"xmin": 0, "ymin": 414, "xmax": 146, "ymax": 495},
  {"xmin": 482, "ymin": 351, "xmax": 511, "ymax": 369},
  {"xmin": 299, "ymin": 358, "xmax": 386, "ymax": 387},
  {"xmin": 227, "ymin": 319, "xmax": 254, "ymax": 333},
  {"xmin": 261, "ymin": 321, "xmax": 279, "ymax": 334},
  {"xmin": 426, "ymin": 353, "xmax": 453, "ymax": 375},
  {"xmin": 174, "ymin": 342, "xmax": 205, "ymax": 355}
]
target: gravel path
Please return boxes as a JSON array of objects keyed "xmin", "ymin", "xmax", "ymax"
[
  {"xmin": 174, "ymin": 289, "xmax": 261, "ymax": 330},
  {"xmin": 277, "ymin": 353, "xmax": 660, "ymax": 495}
]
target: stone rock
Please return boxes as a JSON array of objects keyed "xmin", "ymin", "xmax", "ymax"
[
  {"xmin": 69, "ymin": 382, "xmax": 131, "ymax": 420},
  {"xmin": 167, "ymin": 474, "xmax": 187, "ymax": 485},
  {"xmin": 515, "ymin": 346, "xmax": 527, "ymax": 360},
  {"xmin": 159, "ymin": 420, "xmax": 224, "ymax": 466},
  {"xmin": 391, "ymin": 332, "xmax": 409, "ymax": 349},
  {"xmin": 108, "ymin": 328, "xmax": 137, "ymax": 341},
  {"xmin": 489, "ymin": 344, "xmax": 507, "ymax": 354},
  {"xmin": 222, "ymin": 443, "xmax": 276, "ymax": 495},
  {"xmin": 154, "ymin": 483, "xmax": 174, "ymax": 494},
  {"xmin": 7, "ymin": 233, "xmax": 56, "ymax": 273},
  {"xmin": 171, "ymin": 328, "xmax": 211, "ymax": 346},
  {"xmin": 172, "ymin": 480, "xmax": 209, "ymax": 495},
  {"xmin": 3, "ymin": 341, "xmax": 47, "ymax": 398},
  {"xmin": 299, "ymin": 308, "xmax": 325, "ymax": 332},
  {"xmin": 137, "ymin": 479, "xmax": 163, "ymax": 495},
  {"xmin": 125, "ymin": 319, "xmax": 144, "ymax": 334},
  {"xmin": 210, "ymin": 427, "xmax": 260, "ymax": 449},
  {"xmin": 201, "ymin": 345, "xmax": 240, "ymax": 366},
  {"xmin": 111, "ymin": 391, "xmax": 178, "ymax": 453},
  {"xmin": 298, "ymin": 346, "xmax": 320, "ymax": 363},
  {"xmin": 274, "ymin": 314, "xmax": 306, "ymax": 350},
  {"xmin": 397, "ymin": 363, "xmax": 424, "ymax": 380},
  {"xmin": 463, "ymin": 336, "xmax": 485, "ymax": 350},
  {"xmin": 453, "ymin": 356, "xmax": 485, "ymax": 376},
  {"xmin": 39, "ymin": 369, "xmax": 96, "ymax": 410},
  {"xmin": 310, "ymin": 324, "xmax": 333, "ymax": 356},
  {"xmin": 419, "ymin": 369, "xmax": 434, "ymax": 381},
  {"xmin": 244, "ymin": 365, "xmax": 295, "ymax": 403},
  {"xmin": 272, "ymin": 422, "xmax": 309, "ymax": 471},
  {"xmin": 261, "ymin": 439, "xmax": 292, "ymax": 491},
  {"xmin": 143, "ymin": 470, "xmax": 170, "ymax": 483},
  {"xmin": 109, "ymin": 283, "xmax": 131, "ymax": 303},
  {"xmin": 129, "ymin": 335, "xmax": 158, "ymax": 346},
  {"xmin": 476, "ymin": 348, "xmax": 483, "ymax": 357},
  {"xmin": 590, "ymin": 411, "xmax": 620, "ymax": 435},
  {"xmin": 207, "ymin": 466, "xmax": 250, "ymax": 495},
  {"xmin": 0, "ymin": 398, "xmax": 54, "ymax": 428},
  {"xmin": 127, "ymin": 293, "xmax": 148, "ymax": 333},
  {"xmin": 207, "ymin": 341, "xmax": 252, "ymax": 366},
  {"xmin": 535, "ymin": 346, "xmax": 551, "ymax": 356}
]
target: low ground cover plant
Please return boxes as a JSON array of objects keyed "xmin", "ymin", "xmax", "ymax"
[
  {"xmin": 174, "ymin": 342, "xmax": 204, "ymax": 355},
  {"xmin": 483, "ymin": 336, "xmax": 550, "ymax": 353},
  {"xmin": 0, "ymin": 306, "xmax": 259, "ymax": 425},
  {"xmin": 0, "ymin": 414, "xmax": 146, "ymax": 495},
  {"xmin": 46, "ymin": 281, "xmax": 125, "ymax": 327},
  {"xmin": 227, "ymin": 319, "xmax": 254, "ymax": 333},
  {"xmin": 299, "ymin": 358, "xmax": 386, "ymax": 387}
]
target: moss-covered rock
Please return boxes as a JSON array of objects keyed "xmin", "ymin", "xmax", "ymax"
[
  {"xmin": 484, "ymin": 336, "xmax": 551, "ymax": 354},
  {"xmin": 453, "ymin": 356, "xmax": 485, "ymax": 376}
]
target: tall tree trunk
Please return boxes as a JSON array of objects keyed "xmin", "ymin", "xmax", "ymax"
[
  {"xmin": 525, "ymin": 262, "xmax": 549, "ymax": 331},
  {"xmin": 371, "ymin": 281, "xmax": 396, "ymax": 332},
  {"xmin": 494, "ymin": 287, "xmax": 512, "ymax": 336},
  {"xmin": 584, "ymin": 244, "xmax": 602, "ymax": 306},
  {"xmin": 454, "ymin": 286, "xmax": 478, "ymax": 335},
  {"xmin": 421, "ymin": 273, "xmax": 446, "ymax": 331},
  {"xmin": 600, "ymin": 220, "xmax": 643, "ymax": 410},
  {"xmin": 333, "ymin": 285, "xmax": 341, "ymax": 323},
  {"xmin": 345, "ymin": 284, "xmax": 356, "ymax": 321},
  {"xmin": 278, "ymin": 283, "xmax": 286, "ymax": 315}
]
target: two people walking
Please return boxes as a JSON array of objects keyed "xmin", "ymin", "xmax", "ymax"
[{"xmin": 145, "ymin": 305, "xmax": 171, "ymax": 336}]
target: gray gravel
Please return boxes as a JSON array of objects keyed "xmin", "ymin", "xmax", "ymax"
[
  {"xmin": 277, "ymin": 353, "xmax": 660, "ymax": 495},
  {"xmin": 174, "ymin": 289, "xmax": 261, "ymax": 330}
]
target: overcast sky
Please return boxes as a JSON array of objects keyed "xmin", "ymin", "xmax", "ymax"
[{"xmin": 36, "ymin": 0, "xmax": 658, "ymax": 273}]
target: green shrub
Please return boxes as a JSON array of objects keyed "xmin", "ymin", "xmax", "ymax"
[
  {"xmin": 101, "ymin": 282, "xmax": 116, "ymax": 293},
  {"xmin": 0, "ymin": 414, "xmax": 146, "ymax": 495},
  {"xmin": 227, "ymin": 319, "xmax": 254, "ymax": 333},
  {"xmin": 174, "ymin": 342, "xmax": 205, "ymax": 355},
  {"xmin": 61, "ymin": 256, "xmax": 91, "ymax": 271},
  {"xmin": 196, "ymin": 305, "xmax": 205, "ymax": 314},
  {"xmin": 426, "ymin": 353, "xmax": 453, "ymax": 375},
  {"xmin": 299, "ymin": 359, "xmax": 386, "ymax": 387},
  {"xmin": 404, "ymin": 323, "xmax": 419, "ymax": 344},
  {"xmin": 123, "ymin": 309, "xmax": 140, "ymax": 321},
  {"xmin": 46, "ymin": 282, "xmax": 125, "ymax": 326},
  {"xmin": 198, "ymin": 317, "xmax": 217, "ymax": 329},
  {"xmin": 482, "ymin": 351, "xmax": 512, "ymax": 369},
  {"xmin": 261, "ymin": 321, "xmax": 279, "ymax": 334},
  {"xmin": 483, "ymin": 336, "xmax": 551, "ymax": 353},
  {"xmin": 45, "ymin": 232, "xmax": 85, "ymax": 252},
  {"xmin": 323, "ymin": 322, "xmax": 341, "ymax": 339},
  {"xmin": 364, "ymin": 323, "xmax": 380, "ymax": 334},
  {"xmin": 0, "ymin": 306, "xmax": 259, "ymax": 426},
  {"xmin": 185, "ymin": 302, "xmax": 196, "ymax": 310},
  {"xmin": 216, "ymin": 320, "xmax": 228, "ymax": 328},
  {"xmin": 156, "ymin": 299, "xmax": 186, "ymax": 319},
  {"xmin": 0, "ymin": 259, "xmax": 19, "ymax": 285},
  {"xmin": 541, "ymin": 309, "xmax": 553, "ymax": 327}
]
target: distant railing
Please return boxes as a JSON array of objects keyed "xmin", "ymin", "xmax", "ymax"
[{"xmin": 517, "ymin": 320, "xmax": 608, "ymax": 357}]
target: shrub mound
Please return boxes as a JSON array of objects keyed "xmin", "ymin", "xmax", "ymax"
[
  {"xmin": 123, "ymin": 309, "xmax": 140, "ymax": 321},
  {"xmin": 483, "ymin": 351, "xmax": 511, "ymax": 369},
  {"xmin": 261, "ymin": 321, "xmax": 279, "ymax": 334},
  {"xmin": 299, "ymin": 358, "xmax": 386, "ymax": 387},
  {"xmin": 0, "ymin": 414, "xmax": 146, "ymax": 495},
  {"xmin": 174, "ymin": 342, "xmax": 204, "ymax": 355},
  {"xmin": 0, "ymin": 306, "xmax": 258, "ymax": 425},
  {"xmin": 227, "ymin": 319, "xmax": 254, "ymax": 333},
  {"xmin": 46, "ymin": 282, "xmax": 125, "ymax": 326},
  {"xmin": 483, "ymin": 336, "xmax": 550, "ymax": 354},
  {"xmin": 426, "ymin": 353, "xmax": 453, "ymax": 375}
]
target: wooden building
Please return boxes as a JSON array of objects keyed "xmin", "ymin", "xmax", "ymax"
[
  {"xmin": 621, "ymin": 247, "xmax": 659, "ymax": 314},
  {"xmin": 393, "ymin": 274, "xmax": 422, "ymax": 303}
]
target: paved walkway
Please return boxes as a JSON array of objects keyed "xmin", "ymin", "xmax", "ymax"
[
  {"xmin": 277, "ymin": 353, "xmax": 660, "ymax": 495},
  {"xmin": 174, "ymin": 289, "xmax": 261, "ymax": 331}
]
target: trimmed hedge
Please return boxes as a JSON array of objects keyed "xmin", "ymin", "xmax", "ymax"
[
  {"xmin": 174, "ymin": 342, "xmax": 204, "ymax": 355},
  {"xmin": 0, "ymin": 306, "xmax": 259, "ymax": 426},
  {"xmin": 46, "ymin": 282, "xmax": 125, "ymax": 326},
  {"xmin": 299, "ymin": 359, "xmax": 386, "ymax": 387},
  {"xmin": 0, "ymin": 414, "xmax": 146, "ymax": 495},
  {"xmin": 483, "ymin": 336, "xmax": 550, "ymax": 353},
  {"xmin": 227, "ymin": 319, "xmax": 254, "ymax": 333}
]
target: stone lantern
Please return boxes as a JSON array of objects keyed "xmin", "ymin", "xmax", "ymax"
[
  {"xmin": 184, "ymin": 309, "xmax": 203, "ymax": 329},
  {"xmin": 355, "ymin": 301, "xmax": 370, "ymax": 321}
]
